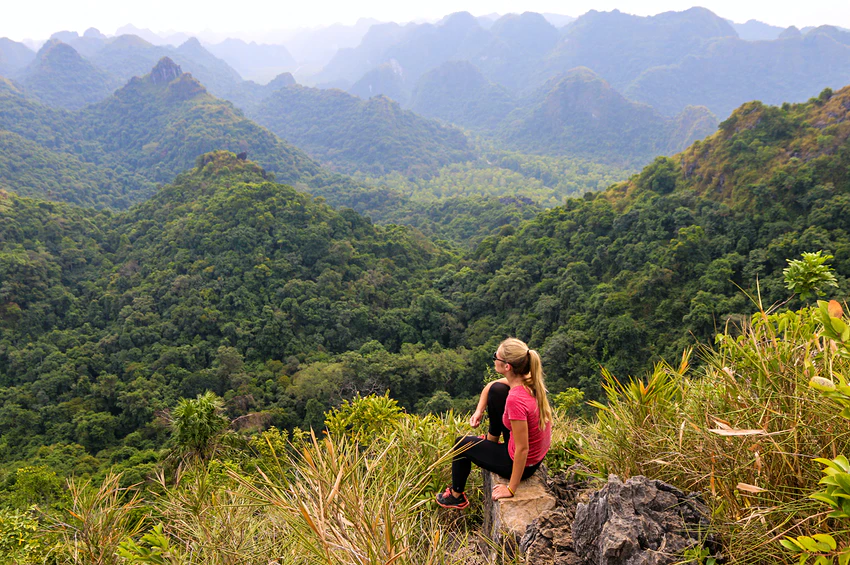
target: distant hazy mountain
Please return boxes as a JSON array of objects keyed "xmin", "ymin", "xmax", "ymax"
[
  {"xmin": 626, "ymin": 27, "xmax": 850, "ymax": 118},
  {"xmin": 17, "ymin": 40, "xmax": 120, "ymax": 109},
  {"xmin": 729, "ymin": 19, "xmax": 784, "ymax": 41},
  {"xmin": 380, "ymin": 12, "xmax": 492, "ymax": 87},
  {"xmin": 313, "ymin": 22, "xmax": 413, "ymax": 88},
  {"xmin": 542, "ymin": 13, "xmax": 575, "ymax": 27},
  {"xmin": 501, "ymin": 68, "xmax": 717, "ymax": 166},
  {"xmin": 541, "ymin": 8, "xmax": 737, "ymax": 91},
  {"xmin": 321, "ymin": 7, "xmax": 745, "ymax": 104},
  {"xmin": 248, "ymin": 84, "xmax": 475, "ymax": 175},
  {"xmin": 318, "ymin": 11, "xmax": 561, "ymax": 98},
  {"xmin": 205, "ymin": 39, "xmax": 296, "ymax": 83},
  {"xmin": 349, "ymin": 62, "xmax": 409, "ymax": 105},
  {"xmin": 114, "ymin": 24, "xmax": 172, "ymax": 45},
  {"xmin": 471, "ymin": 12, "xmax": 560, "ymax": 92},
  {"xmin": 0, "ymin": 38, "xmax": 35, "ymax": 76},
  {"xmin": 409, "ymin": 61, "xmax": 516, "ymax": 129},
  {"xmin": 223, "ymin": 71, "xmax": 297, "ymax": 109},
  {"xmin": 47, "ymin": 33, "xmax": 245, "ymax": 98},
  {"xmin": 274, "ymin": 18, "xmax": 381, "ymax": 78}
]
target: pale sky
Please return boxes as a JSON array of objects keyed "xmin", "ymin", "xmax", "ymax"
[{"xmin": 3, "ymin": 0, "xmax": 849, "ymax": 42}]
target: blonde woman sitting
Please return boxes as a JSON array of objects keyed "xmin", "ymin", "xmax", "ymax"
[{"xmin": 436, "ymin": 337, "xmax": 552, "ymax": 508}]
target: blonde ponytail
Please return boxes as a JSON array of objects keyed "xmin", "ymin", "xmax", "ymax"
[{"xmin": 499, "ymin": 338, "xmax": 552, "ymax": 429}]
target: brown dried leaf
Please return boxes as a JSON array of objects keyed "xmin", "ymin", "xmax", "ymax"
[
  {"xmin": 708, "ymin": 428, "xmax": 767, "ymax": 436},
  {"xmin": 737, "ymin": 482, "xmax": 767, "ymax": 493},
  {"xmin": 829, "ymin": 300, "xmax": 844, "ymax": 319}
]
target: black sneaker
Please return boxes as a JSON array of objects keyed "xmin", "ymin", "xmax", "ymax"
[{"xmin": 436, "ymin": 487, "xmax": 469, "ymax": 509}]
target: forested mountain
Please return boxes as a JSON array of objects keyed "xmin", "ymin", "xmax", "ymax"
[
  {"xmin": 409, "ymin": 61, "xmax": 516, "ymax": 129},
  {"xmin": 2, "ymin": 86, "xmax": 850, "ymax": 479},
  {"xmin": 16, "ymin": 39, "xmax": 120, "ymax": 109},
  {"xmin": 0, "ymin": 38, "xmax": 35, "ymax": 76},
  {"xmin": 626, "ymin": 26, "xmax": 850, "ymax": 118},
  {"xmin": 0, "ymin": 151, "xmax": 455, "ymax": 468},
  {"xmin": 499, "ymin": 69, "xmax": 717, "ymax": 165},
  {"xmin": 248, "ymin": 85, "xmax": 476, "ymax": 175},
  {"xmin": 0, "ymin": 58, "xmax": 324, "ymax": 206}
]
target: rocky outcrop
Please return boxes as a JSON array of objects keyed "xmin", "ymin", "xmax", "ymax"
[
  {"xmin": 571, "ymin": 475, "xmax": 711, "ymax": 565},
  {"xmin": 519, "ymin": 464, "xmax": 593, "ymax": 564},
  {"xmin": 150, "ymin": 57, "xmax": 182, "ymax": 85}
]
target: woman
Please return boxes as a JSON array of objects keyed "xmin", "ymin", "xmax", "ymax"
[{"xmin": 436, "ymin": 337, "xmax": 553, "ymax": 508}]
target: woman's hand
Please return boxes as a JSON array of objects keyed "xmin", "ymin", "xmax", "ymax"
[
  {"xmin": 492, "ymin": 484, "xmax": 514, "ymax": 500},
  {"xmin": 469, "ymin": 410, "xmax": 483, "ymax": 428}
]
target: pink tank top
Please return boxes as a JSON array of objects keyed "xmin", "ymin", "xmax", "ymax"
[{"xmin": 502, "ymin": 385, "xmax": 551, "ymax": 466}]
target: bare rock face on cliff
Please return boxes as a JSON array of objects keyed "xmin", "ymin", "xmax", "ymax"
[
  {"xmin": 150, "ymin": 57, "xmax": 183, "ymax": 85},
  {"xmin": 570, "ymin": 475, "xmax": 711, "ymax": 565}
]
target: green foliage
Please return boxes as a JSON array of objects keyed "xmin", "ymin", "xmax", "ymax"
[
  {"xmin": 324, "ymin": 393, "xmax": 404, "ymax": 445},
  {"xmin": 810, "ymin": 455, "xmax": 850, "ymax": 519},
  {"xmin": 50, "ymin": 473, "xmax": 145, "ymax": 565},
  {"xmin": 117, "ymin": 523, "xmax": 171, "ymax": 564},
  {"xmin": 0, "ymin": 507, "xmax": 56, "ymax": 564},
  {"xmin": 682, "ymin": 544, "xmax": 718, "ymax": 565},
  {"xmin": 171, "ymin": 392, "xmax": 229, "ymax": 461},
  {"xmin": 552, "ymin": 388, "xmax": 585, "ymax": 417},
  {"xmin": 7, "ymin": 465, "xmax": 66, "ymax": 509},
  {"xmin": 0, "ymin": 62, "xmax": 329, "ymax": 208},
  {"xmin": 781, "ymin": 454, "xmax": 850, "ymax": 565},
  {"xmin": 784, "ymin": 252, "xmax": 839, "ymax": 300}
]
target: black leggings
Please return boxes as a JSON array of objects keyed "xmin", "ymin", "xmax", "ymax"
[{"xmin": 451, "ymin": 382, "xmax": 540, "ymax": 493}]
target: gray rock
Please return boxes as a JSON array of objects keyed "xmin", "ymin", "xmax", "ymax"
[
  {"xmin": 520, "ymin": 464, "xmax": 593, "ymax": 565},
  {"xmin": 571, "ymin": 474, "xmax": 711, "ymax": 565}
]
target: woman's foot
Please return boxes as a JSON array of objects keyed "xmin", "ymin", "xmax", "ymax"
[{"xmin": 436, "ymin": 487, "xmax": 469, "ymax": 509}]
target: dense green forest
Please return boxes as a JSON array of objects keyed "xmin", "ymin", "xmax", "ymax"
[{"xmin": 2, "ymin": 86, "xmax": 850, "ymax": 489}]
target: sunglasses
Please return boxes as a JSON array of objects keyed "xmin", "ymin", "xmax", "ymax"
[{"xmin": 493, "ymin": 352, "xmax": 509, "ymax": 364}]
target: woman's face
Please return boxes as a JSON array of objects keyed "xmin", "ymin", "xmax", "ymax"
[{"xmin": 494, "ymin": 347, "xmax": 510, "ymax": 375}]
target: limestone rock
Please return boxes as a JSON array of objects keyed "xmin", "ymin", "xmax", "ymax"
[
  {"xmin": 572, "ymin": 474, "xmax": 711, "ymax": 565},
  {"xmin": 520, "ymin": 464, "xmax": 594, "ymax": 565},
  {"xmin": 150, "ymin": 57, "xmax": 183, "ymax": 85},
  {"xmin": 483, "ymin": 468, "xmax": 557, "ymax": 554}
]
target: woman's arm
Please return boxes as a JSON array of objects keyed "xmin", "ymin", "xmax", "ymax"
[
  {"xmin": 469, "ymin": 378, "xmax": 509, "ymax": 427},
  {"xmin": 493, "ymin": 419, "xmax": 528, "ymax": 500}
]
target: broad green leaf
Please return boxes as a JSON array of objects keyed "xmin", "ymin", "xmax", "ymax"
[
  {"xmin": 812, "ymin": 534, "xmax": 837, "ymax": 551},
  {"xmin": 782, "ymin": 538, "xmax": 804, "ymax": 552}
]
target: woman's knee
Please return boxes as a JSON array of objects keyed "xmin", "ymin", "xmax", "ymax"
[{"xmin": 490, "ymin": 382, "xmax": 510, "ymax": 399}]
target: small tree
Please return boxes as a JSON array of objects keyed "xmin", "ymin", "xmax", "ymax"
[
  {"xmin": 171, "ymin": 392, "xmax": 229, "ymax": 461},
  {"xmin": 783, "ymin": 251, "xmax": 839, "ymax": 301}
]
